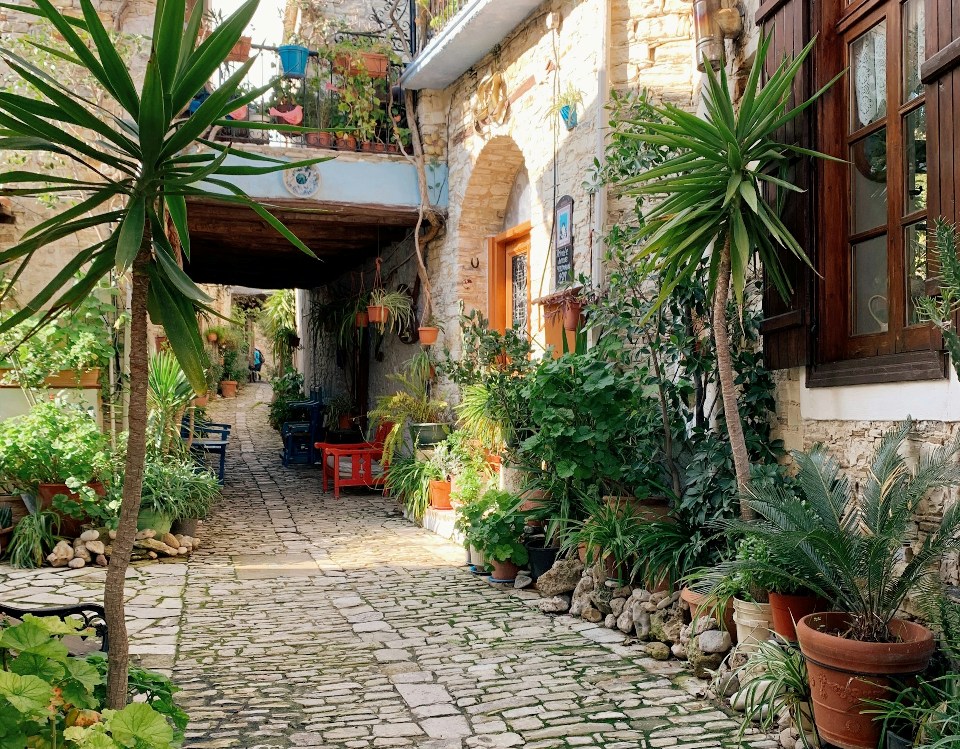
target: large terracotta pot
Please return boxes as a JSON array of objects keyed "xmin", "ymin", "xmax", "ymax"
[
  {"xmin": 769, "ymin": 591, "xmax": 823, "ymax": 642},
  {"xmin": 428, "ymin": 479, "xmax": 452, "ymax": 510},
  {"xmin": 563, "ymin": 301, "xmax": 583, "ymax": 331},
  {"xmin": 367, "ymin": 305, "xmax": 388, "ymax": 325},
  {"xmin": 603, "ymin": 495, "xmax": 670, "ymax": 520},
  {"xmin": 37, "ymin": 481, "xmax": 106, "ymax": 539},
  {"xmin": 797, "ymin": 612, "xmax": 935, "ymax": 749},
  {"xmin": 418, "ymin": 326, "xmax": 440, "ymax": 346},
  {"xmin": 220, "ymin": 380, "xmax": 238, "ymax": 398},
  {"xmin": 488, "ymin": 558, "xmax": 520, "ymax": 582}
]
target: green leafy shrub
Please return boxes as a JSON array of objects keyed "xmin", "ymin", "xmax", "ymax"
[
  {"xmin": 0, "ymin": 400, "xmax": 110, "ymax": 492},
  {"xmin": 268, "ymin": 367, "xmax": 305, "ymax": 431},
  {"xmin": 461, "ymin": 489, "xmax": 527, "ymax": 565},
  {"xmin": 0, "ymin": 615, "xmax": 185, "ymax": 747},
  {"xmin": 139, "ymin": 455, "xmax": 220, "ymax": 521}
]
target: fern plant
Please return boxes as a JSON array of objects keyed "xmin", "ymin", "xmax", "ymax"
[
  {"xmin": 698, "ymin": 422, "xmax": 960, "ymax": 642},
  {"xmin": 916, "ymin": 220, "xmax": 960, "ymax": 378}
]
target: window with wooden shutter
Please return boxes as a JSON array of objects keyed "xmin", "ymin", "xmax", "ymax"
[
  {"xmin": 758, "ymin": 0, "xmax": 816, "ymax": 371},
  {"xmin": 806, "ymin": 0, "xmax": 947, "ymax": 385}
]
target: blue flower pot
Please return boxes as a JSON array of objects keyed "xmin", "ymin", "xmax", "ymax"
[
  {"xmin": 560, "ymin": 105, "xmax": 577, "ymax": 130},
  {"xmin": 278, "ymin": 44, "xmax": 310, "ymax": 79}
]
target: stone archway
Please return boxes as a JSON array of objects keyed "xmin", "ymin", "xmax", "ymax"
[{"xmin": 454, "ymin": 135, "xmax": 527, "ymax": 315}]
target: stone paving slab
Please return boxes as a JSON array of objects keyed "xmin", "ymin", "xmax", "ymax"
[{"xmin": 0, "ymin": 383, "xmax": 777, "ymax": 748}]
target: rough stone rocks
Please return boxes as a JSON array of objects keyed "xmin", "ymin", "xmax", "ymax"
[
  {"xmin": 108, "ymin": 529, "xmax": 117, "ymax": 540},
  {"xmin": 610, "ymin": 597, "xmax": 626, "ymax": 617},
  {"xmin": 591, "ymin": 584, "xmax": 614, "ymax": 615},
  {"xmin": 780, "ymin": 728, "xmax": 797, "ymax": 749},
  {"xmin": 604, "ymin": 614, "xmax": 618, "ymax": 629},
  {"xmin": 72, "ymin": 543, "xmax": 92, "ymax": 563},
  {"xmin": 574, "ymin": 570, "xmax": 595, "ymax": 596},
  {"xmin": 693, "ymin": 616, "xmax": 720, "ymax": 636},
  {"xmin": 95, "ymin": 554, "xmax": 108, "ymax": 567},
  {"xmin": 612, "ymin": 584, "xmax": 632, "ymax": 598},
  {"xmin": 160, "ymin": 532, "xmax": 179, "ymax": 549},
  {"xmin": 581, "ymin": 606, "xmax": 603, "ymax": 623},
  {"xmin": 650, "ymin": 609, "xmax": 683, "ymax": 644},
  {"xmin": 657, "ymin": 591, "xmax": 681, "ymax": 609},
  {"xmin": 616, "ymin": 607, "xmax": 634, "ymax": 633},
  {"xmin": 47, "ymin": 540, "xmax": 74, "ymax": 567},
  {"xmin": 538, "ymin": 595, "xmax": 571, "ymax": 614},
  {"xmin": 178, "ymin": 546, "xmax": 189, "ymax": 554},
  {"xmin": 647, "ymin": 642, "xmax": 671, "ymax": 660},
  {"xmin": 79, "ymin": 530, "xmax": 99, "ymax": 542},
  {"xmin": 687, "ymin": 634, "xmax": 727, "ymax": 678},
  {"xmin": 731, "ymin": 679, "xmax": 785, "ymax": 712},
  {"xmin": 535, "ymin": 558, "xmax": 584, "ymax": 597},
  {"xmin": 698, "ymin": 630, "xmax": 732, "ymax": 654},
  {"xmin": 134, "ymin": 538, "xmax": 178, "ymax": 556},
  {"xmin": 134, "ymin": 529, "xmax": 155, "ymax": 540},
  {"xmin": 649, "ymin": 591, "xmax": 668, "ymax": 607},
  {"xmin": 68, "ymin": 557, "xmax": 85, "ymax": 568},
  {"xmin": 631, "ymin": 588, "xmax": 651, "ymax": 602},
  {"xmin": 84, "ymin": 540, "xmax": 105, "ymax": 555},
  {"xmin": 671, "ymin": 643, "xmax": 687, "ymax": 660},
  {"xmin": 715, "ymin": 672, "xmax": 740, "ymax": 698},
  {"xmin": 514, "ymin": 574, "xmax": 533, "ymax": 589},
  {"xmin": 569, "ymin": 597, "xmax": 584, "ymax": 617},
  {"xmin": 634, "ymin": 609, "xmax": 652, "ymax": 640}
]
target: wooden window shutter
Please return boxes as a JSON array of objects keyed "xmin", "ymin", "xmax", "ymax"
[
  {"xmin": 756, "ymin": 0, "xmax": 815, "ymax": 370},
  {"xmin": 923, "ymin": 1, "xmax": 960, "ymax": 229}
]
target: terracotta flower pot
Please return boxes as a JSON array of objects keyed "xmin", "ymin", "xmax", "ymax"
[
  {"xmin": 193, "ymin": 394, "xmax": 209, "ymax": 407},
  {"xmin": 769, "ymin": 591, "xmax": 823, "ymax": 642},
  {"xmin": 220, "ymin": 380, "xmax": 238, "ymax": 398},
  {"xmin": 367, "ymin": 305, "xmax": 389, "ymax": 325},
  {"xmin": 489, "ymin": 558, "xmax": 520, "ymax": 582},
  {"xmin": 37, "ymin": 481, "xmax": 105, "ymax": 539},
  {"xmin": 428, "ymin": 479, "xmax": 452, "ymax": 510},
  {"xmin": 338, "ymin": 415, "xmax": 355, "ymax": 430},
  {"xmin": 563, "ymin": 301, "xmax": 583, "ymax": 331},
  {"xmin": 337, "ymin": 135, "xmax": 358, "ymax": 151},
  {"xmin": 796, "ymin": 612, "xmax": 935, "ymax": 749},
  {"xmin": 225, "ymin": 35, "xmax": 251, "ymax": 62},
  {"xmin": 418, "ymin": 326, "xmax": 440, "ymax": 346},
  {"xmin": 207, "ymin": 332, "xmax": 218, "ymax": 343},
  {"xmin": 355, "ymin": 310, "xmax": 369, "ymax": 327}
]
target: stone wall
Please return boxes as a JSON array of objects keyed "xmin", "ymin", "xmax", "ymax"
[{"xmin": 421, "ymin": 0, "xmax": 695, "ymax": 353}]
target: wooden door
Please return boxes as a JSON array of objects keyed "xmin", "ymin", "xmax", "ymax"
[{"xmin": 488, "ymin": 222, "xmax": 531, "ymax": 334}]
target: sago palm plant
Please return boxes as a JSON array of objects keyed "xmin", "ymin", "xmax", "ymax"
[
  {"xmin": 0, "ymin": 0, "xmax": 326, "ymax": 706},
  {"xmin": 621, "ymin": 34, "xmax": 840, "ymax": 516},
  {"xmin": 701, "ymin": 423, "xmax": 960, "ymax": 642}
]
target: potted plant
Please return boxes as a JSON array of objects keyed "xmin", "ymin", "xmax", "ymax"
[
  {"xmin": 548, "ymin": 83, "xmax": 585, "ymax": 131},
  {"xmin": 0, "ymin": 400, "xmax": 110, "ymax": 538},
  {"xmin": 327, "ymin": 393, "xmax": 358, "ymax": 431},
  {"xmin": 418, "ymin": 316, "xmax": 443, "ymax": 346},
  {"xmin": 278, "ymin": 43, "xmax": 310, "ymax": 79},
  {"xmin": 370, "ymin": 352, "xmax": 449, "ymax": 463},
  {"xmin": 302, "ymin": 73, "xmax": 337, "ymax": 148},
  {"xmin": 728, "ymin": 536, "xmax": 775, "ymax": 653},
  {"xmin": 385, "ymin": 454, "xmax": 433, "ymax": 521},
  {"xmin": 206, "ymin": 327, "xmax": 220, "ymax": 343},
  {"xmin": 464, "ymin": 489, "xmax": 528, "ymax": 583},
  {"xmin": 367, "ymin": 287, "xmax": 413, "ymax": 333},
  {"xmin": 704, "ymin": 424, "xmax": 960, "ymax": 749},
  {"xmin": 138, "ymin": 454, "xmax": 220, "ymax": 535},
  {"xmin": 5, "ymin": 509, "xmax": 60, "ymax": 568},
  {"xmin": 426, "ymin": 442, "xmax": 454, "ymax": 511}
]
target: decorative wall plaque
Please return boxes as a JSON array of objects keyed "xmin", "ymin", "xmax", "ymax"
[{"xmin": 282, "ymin": 164, "xmax": 322, "ymax": 198}]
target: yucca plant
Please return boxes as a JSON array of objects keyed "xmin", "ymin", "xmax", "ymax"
[
  {"xmin": 622, "ymin": 34, "xmax": 840, "ymax": 516},
  {"xmin": 0, "ymin": 0, "xmax": 326, "ymax": 706},
  {"xmin": 699, "ymin": 423, "xmax": 960, "ymax": 643},
  {"xmin": 148, "ymin": 350, "xmax": 195, "ymax": 456}
]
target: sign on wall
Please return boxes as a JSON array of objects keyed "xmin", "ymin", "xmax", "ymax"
[{"xmin": 554, "ymin": 195, "xmax": 574, "ymax": 286}]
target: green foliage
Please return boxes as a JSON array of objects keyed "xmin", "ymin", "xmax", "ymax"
[
  {"xmin": 260, "ymin": 290, "xmax": 298, "ymax": 371},
  {"xmin": 623, "ymin": 34, "xmax": 837, "ymax": 310},
  {"xmin": 916, "ymin": 220, "xmax": 960, "ymax": 380},
  {"xmin": 367, "ymin": 289, "xmax": 413, "ymax": 334},
  {"xmin": 0, "ymin": 505, "xmax": 12, "ymax": 530},
  {"xmin": 0, "ymin": 289, "xmax": 115, "ymax": 389},
  {"xmin": 268, "ymin": 367, "xmax": 305, "ymax": 432},
  {"xmin": 370, "ymin": 352, "xmax": 448, "ymax": 464},
  {"xmin": 459, "ymin": 489, "xmax": 528, "ymax": 565},
  {"xmin": 440, "ymin": 307, "xmax": 536, "ymax": 454},
  {"xmin": 519, "ymin": 351, "xmax": 665, "ymax": 495},
  {"xmin": 384, "ymin": 454, "xmax": 432, "ymax": 521},
  {"xmin": 0, "ymin": 615, "xmax": 183, "ymax": 747},
  {"xmin": 148, "ymin": 351, "xmax": 196, "ymax": 456},
  {"xmin": 220, "ymin": 334, "xmax": 250, "ymax": 384},
  {"xmin": 731, "ymin": 640, "xmax": 817, "ymax": 748},
  {"xmin": 699, "ymin": 423, "xmax": 960, "ymax": 642},
  {"xmin": 0, "ymin": 400, "xmax": 109, "ymax": 491},
  {"xmin": 138, "ymin": 454, "xmax": 220, "ymax": 521},
  {"xmin": 6, "ymin": 510, "xmax": 60, "ymax": 568}
]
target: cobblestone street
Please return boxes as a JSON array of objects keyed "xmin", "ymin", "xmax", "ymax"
[{"xmin": 1, "ymin": 384, "xmax": 776, "ymax": 749}]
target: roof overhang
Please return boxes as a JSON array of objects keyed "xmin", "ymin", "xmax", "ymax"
[{"xmin": 400, "ymin": 0, "xmax": 542, "ymax": 90}]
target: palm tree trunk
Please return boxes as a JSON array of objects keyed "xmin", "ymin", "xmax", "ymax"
[
  {"xmin": 713, "ymin": 235, "xmax": 755, "ymax": 521},
  {"xmin": 104, "ymin": 238, "xmax": 152, "ymax": 709}
]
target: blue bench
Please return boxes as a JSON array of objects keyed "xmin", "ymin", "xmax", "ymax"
[{"xmin": 181, "ymin": 419, "xmax": 231, "ymax": 485}]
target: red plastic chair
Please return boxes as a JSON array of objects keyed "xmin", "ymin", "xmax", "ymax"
[{"xmin": 315, "ymin": 422, "xmax": 393, "ymax": 499}]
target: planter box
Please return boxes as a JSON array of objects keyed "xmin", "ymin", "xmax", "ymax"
[{"xmin": 0, "ymin": 368, "xmax": 100, "ymax": 389}]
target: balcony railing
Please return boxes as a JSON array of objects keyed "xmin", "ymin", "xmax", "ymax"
[
  {"xmin": 423, "ymin": 0, "xmax": 467, "ymax": 42},
  {"xmin": 201, "ymin": 46, "xmax": 411, "ymax": 154}
]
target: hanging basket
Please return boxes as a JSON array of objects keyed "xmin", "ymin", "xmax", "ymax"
[
  {"xmin": 418, "ymin": 326, "xmax": 440, "ymax": 346},
  {"xmin": 355, "ymin": 310, "xmax": 369, "ymax": 328},
  {"xmin": 278, "ymin": 44, "xmax": 310, "ymax": 78},
  {"xmin": 367, "ymin": 305, "xmax": 389, "ymax": 325},
  {"xmin": 560, "ymin": 105, "xmax": 578, "ymax": 130},
  {"xmin": 563, "ymin": 300, "xmax": 583, "ymax": 331}
]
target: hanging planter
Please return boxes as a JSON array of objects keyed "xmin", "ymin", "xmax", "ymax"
[
  {"xmin": 355, "ymin": 310, "xmax": 369, "ymax": 328},
  {"xmin": 562, "ymin": 299, "xmax": 583, "ymax": 330},
  {"xmin": 418, "ymin": 326, "xmax": 440, "ymax": 346},
  {"xmin": 367, "ymin": 305, "xmax": 389, "ymax": 325},
  {"xmin": 559, "ymin": 105, "xmax": 578, "ymax": 130},
  {"xmin": 278, "ymin": 44, "xmax": 310, "ymax": 78}
]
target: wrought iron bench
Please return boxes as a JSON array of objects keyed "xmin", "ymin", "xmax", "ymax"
[
  {"xmin": 181, "ymin": 418, "xmax": 232, "ymax": 485},
  {"xmin": 0, "ymin": 602, "xmax": 108, "ymax": 655}
]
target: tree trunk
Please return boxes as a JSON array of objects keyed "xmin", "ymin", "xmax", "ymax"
[
  {"xmin": 712, "ymin": 235, "xmax": 754, "ymax": 521},
  {"xmin": 104, "ymin": 240, "xmax": 151, "ymax": 709}
]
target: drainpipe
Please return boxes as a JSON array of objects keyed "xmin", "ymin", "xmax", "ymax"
[{"xmin": 591, "ymin": 0, "xmax": 611, "ymax": 292}]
